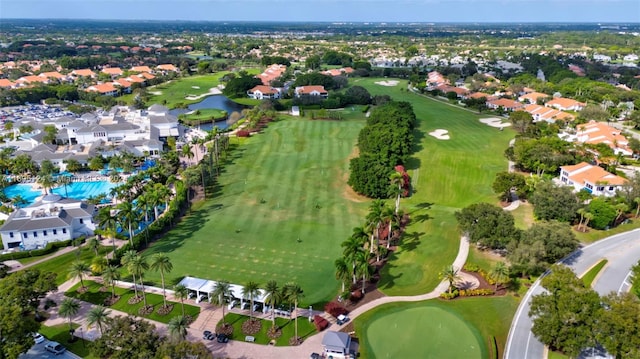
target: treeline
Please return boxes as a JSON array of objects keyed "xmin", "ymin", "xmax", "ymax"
[
  {"xmin": 348, "ymin": 101, "xmax": 416, "ymax": 198},
  {"xmin": 0, "ymin": 84, "xmax": 79, "ymax": 107}
]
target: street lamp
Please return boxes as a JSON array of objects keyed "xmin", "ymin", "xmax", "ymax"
[{"xmin": 78, "ymin": 327, "xmax": 85, "ymax": 349}]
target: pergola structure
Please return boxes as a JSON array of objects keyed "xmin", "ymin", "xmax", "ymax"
[{"xmin": 178, "ymin": 276, "xmax": 268, "ymax": 307}]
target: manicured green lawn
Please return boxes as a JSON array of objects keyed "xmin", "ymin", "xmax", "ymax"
[
  {"xmin": 65, "ymin": 280, "xmax": 200, "ymax": 324},
  {"xmin": 180, "ymin": 108, "xmax": 228, "ymax": 124},
  {"xmin": 580, "ymin": 259, "xmax": 608, "ymax": 287},
  {"xmin": 39, "ymin": 323, "xmax": 98, "ymax": 359},
  {"xmin": 511, "ymin": 202, "xmax": 535, "ymax": 230},
  {"xmin": 143, "ymin": 115, "xmax": 368, "ymax": 306},
  {"xmin": 352, "ymin": 78, "xmax": 514, "ymax": 296},
  {"xmin": 574, "ymin": 218, "xmax": 640, "ymax": 243},
  {"xmin": 217, "ymin": 312, "xmax": 317, "ymax": 346},
  {"xmin": 548, "ymin": 350, "xmax": 570, "ymax": 359},
  {"xmin": 355, "ymin": 296, "xmax": 518, "ymax": 359},
  {"xmin": 27, "ymin": 246, "xmax": 110, "ymax": 286}
]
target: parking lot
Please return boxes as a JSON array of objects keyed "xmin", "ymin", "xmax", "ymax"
[{"xmin": 18, "ymin": 341, "xmax": 81, "ymax": 359}]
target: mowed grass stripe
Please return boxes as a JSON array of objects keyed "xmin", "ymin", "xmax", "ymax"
[{"xmin": 144, "ymin": 116, "xmax": 366, "ymax": 305}]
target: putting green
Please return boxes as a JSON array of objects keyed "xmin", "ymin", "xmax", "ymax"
[{"xmin": 364, "ymin": 306, "xmax": 485, "ymax": 359}]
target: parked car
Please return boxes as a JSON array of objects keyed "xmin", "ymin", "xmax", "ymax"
[
  {"xmin": 44, "ymin": 341, "xmax": 66, "ymax": 355},
  {"xmin": 203, "ymin": 330, "xmax": 216, "ymax": 340},
  {"xmin": 217, "ymin": 334, "xmax": 229, "ymax": 343},
  {"xmin": 310, "ymin": 353, "xmax": 321, "ymax": 359},
  {"xmin": 337, "ymin": 314, "xmax": 350, "ymax": 325},
  {"xmin": 32, "ymin": 333, "xmax": 45, "ymax": 344}
]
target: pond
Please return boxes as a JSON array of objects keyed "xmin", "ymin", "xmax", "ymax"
[{"xmin": 170, "ymin": 95, "xmax": 248, "ymax": 131}]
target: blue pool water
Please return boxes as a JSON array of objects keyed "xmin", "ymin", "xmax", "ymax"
[{"xmin": 4, "ymin": 181, "xmax": 118, "ymax": 206}]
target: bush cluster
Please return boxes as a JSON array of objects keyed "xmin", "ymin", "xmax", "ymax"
[
  {"xmin": 236, "ymin": 130, "xmax": 251, "ymax": 137},
  {"xmin": 313, "ymin": 315, "xmax": 329, "ymax": 331},
  {"xmin": 324, "ymin": 302, "xmax": 348, "ymax": 318},
  {"xmin": 0, "ymin": 236, "xmax": 85, "ymax": 262}
]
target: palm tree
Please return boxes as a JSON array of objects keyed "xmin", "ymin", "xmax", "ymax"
[
  {"xmin": 57, "ymin": 175, "xmax": 72, "ymax": 198},
  {"xmin": 87, "ymin": 237, "xmax": 100, "ymax": 256},
  {"xmin": 121, "ymin": 250, "xmax": 139, "ymax": 298},
  {"xmin": 136, "ymin": 192, "xmax": 151, "ymax": 224},
  {"xmin": 577, "ymin": 208, "xmax": 587, "ymax": 232},
  {"xmin": 90, "ymin": 256, "xmax": 107, "ymax": 275},
  {"xmin": 11, "ymin": 194, "xmax": 28, "ymax": 208},
  {"xmin": 389, "ymin": 171, "xmax": 404, "ymax": 214},
  {"xmin": 150, "ymin": 253, "xmax": 173, "ymax": 308},
  {"xmin": 153, "ymin": 182, "xmax": 171, "ymax": 215},
  {"xmin": 168, "ymin": 315, "xmax": 190, "ymax": 341},
  {"xmin": 263, "ymin": 280, "xmax": 280, "ymax": 329},
  {"xmin": 634, "ymin": 197, "xmax": 640, "ymax": 218},
  {"xmin": 58, "ymin": 298, "xmax": 80, "ymax": 334},
  {"xmin": 117, "ymin": 201, "xmax": 139, "ymax": 248},
  {"xmin": 342, "ymin": 235, "xmax": 364, "ymax": 285},
  {"xmin": 212, "ymin": 280, "xmax": 232, "ymax": 325},
  {"xmin": 366, "ymin": 200, "xmax": 387, "ymax": 254},
  {"xmin": 97, "ymin": 207, "xmax": 118, "ymax": 255},
  {"xmin": 334, "ymin": 257, "xmax": 350, "ymax": 293},
  {"xmin": 101, "ymin": 265, "xmax": 121, "ymax": 300},
  {"xmin": 614, "ymin": 203, "xmax": 628, "ymax": 224},
  {"xmin": 174, "ymin": 284, "xmax": 188, "ymax": 317},
  {"xmin": 242, "ymin": 281, "xmax": 261, "ymax": 321},
  {"xmin": 86, "ymin": 305, "xmax": 111, "ymax": 335},
  {"xmin": 68, "ymin": 261, "xmax": 91, "ymax": 289},
  {"xmin": 109, "ymin": 170, "xmax": 122, "ymax": 183},
  {"xmin": 355, "ymin": 251, "xmax": 372, "ymax": 294},
  {"xmin": 283, "ymin": 282, "xmax": 304, "ymax": 343},
  {"xmin": 490, "ymin": 262, "xmax": 510, "ymax": 290},
  {"xmin": 130, "ymin": 254, "xmax": 149, "ymax": 307},
  {"xmin": 37, "ymin": 174, "xmax": 56, "ymax": 195},
  {"xmin": 584, "ymin": 212, "xmax": 594, "ymax": 230},
  {"xmin": 439, "ymin": 266, "xmax": 461, "ymax": 294},
  {"xmin": 181, "ymin": 143, "xmax": 195, "ymax": 165}
]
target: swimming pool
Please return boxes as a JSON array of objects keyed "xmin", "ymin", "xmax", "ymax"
[{"xmin": 4, "ymin": 181, "xmax": 118, "ymax": 206}]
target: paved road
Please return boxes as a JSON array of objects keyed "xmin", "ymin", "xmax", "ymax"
[
  {"xmin": 19, "ymin": 340, "xmax": 81, "ymax": 359},
  {"xmin": 505, "ymin": 228, "xmax": 640, "ymax": 359}
]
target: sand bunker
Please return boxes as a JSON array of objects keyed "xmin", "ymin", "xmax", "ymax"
[
  {"xmin": 429, "ymin": 129, "xmax": 450, "ymax": 140},
  {"xmin": 149, "ymin": 91, "xmax": 162, "ymax": 95},
  {"xmin": 480, "ymin": 117, "xmax": 511, "ymax": 128},
  {"xmin": 191, "ymin": 86, "xmax": 200, "ymax": 89},
  {"xmin": 375, "ymin": 80, "xmax": 399, "ymax": 87}
]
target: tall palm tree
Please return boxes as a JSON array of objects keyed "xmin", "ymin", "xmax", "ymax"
[
  {"xmin": 96, "ymin": 207, "xmax": 118, "ymax": 253},
  {"xmin": 490, "ymin": 262, "xmax": 510, "ymax": 290},
  {"xmin": 439, "ymin": 266, "xmax": 461, "ymax": 294},
  {"xmin": 68, "ymin": 261, "xmax": 91, "ymax": 289},
  {"xmin": 342, "ymin": 234, "xmax": 365, "ymax": 285},
  {"xmin": 334, "ymin": 257, "xmax": 350, "ymax": 293},
  {"xmin": 283, "ymin": 282, "xmax": 304, "ymax": 342},
  {"xmin": 121, "ymin": 250, "xmax": 139, "ymax": 298},
  {"xmin": 87, "ymin": 237, "xmax": 100, "ymax": 256},
  {"xmin": 129, "ymin": 254, "xmax": 149, "ymax": 307},
  {"xmin": 355, "ymin": 251, "xmax": 372, "ymax": 294},
  {"xmin": 168, "ymin": 315, "xmax": 189, "ymax": 342},
  {"xmin": 389, "ymin": 171, "xmax": 404, "ymax": 214},
  {"xmin": 117, "ymin": 201, "xmax": 139, "ymax": 248},
  {"xmin": 212, "ymin": 280, "xmax": 232, "ymax": 325},
  {"xmin": 584, "ymin": 212, "xmax": 594, "ymax": 230},
  {"xmin": 90, "ymin": 256, "xmax": 107, "ymax": 275},
  {"xmin": 174, "ymin": 284, "xmax": 188, "ymax": 317},
  {"xmin": 366, "ymin": 199, "xmax": 387, "ymax": 254},
  {"xmin": 11, "ymin": 194, "xmax": 28, "ymax": 208},
  {"xmin": 101, "ymin": 265, "xmax": 121, "ymax": 300},
  {"xmin": 57, "ymin": 175, "xmax": 72, "ymax": 198},
  {"xmin": 59, "ymin": 298, "xmax": 80, "ymax": 334},
  {"xmin": 37, "ymin": 174, "xmax": 56, "ymax": 195},
  {"xmin": 136, "ymin": 192, "xmax": 151, "ymax": 224},
  {"xmin": 242, "ymin": 281, "xmax": 261, "ymax": 321},
  {"xmin": 576, "ymin": 208, "xmax": 587, "ymax": 232},
  {"xmin": 263, "ymin": 280, "xmax": 280, "ymax": 329},
  {"xmin": 150, "ymin": 253, "xmax": 173, "ymax": 308},
  {"xmin": 153, "ymin": 182, "xmax": 171, "ymax": 215},
  {"xmin": 86, "ymin": 305, "xmax": 111, "ymax": 335},
  {"xmin": 181, "ymin": 144, "xmax": 195, "ymax": 165}
]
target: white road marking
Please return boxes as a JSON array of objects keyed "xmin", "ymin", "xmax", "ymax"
[{"xmin": 618, "ymin": 271, "xmax": 633, "ymax": 294}]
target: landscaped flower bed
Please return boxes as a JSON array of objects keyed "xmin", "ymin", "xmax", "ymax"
[{"xmin": 217, "ymin": 313, "xmax": 316, "ymax": 346}]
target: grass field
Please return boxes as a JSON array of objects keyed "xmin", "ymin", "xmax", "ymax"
[
  {"xmin": 354, "ymin": 296, "xmax": 518, "ymax": 359},
  {"xmin": 27, "ymin": 246, "xmax": 110, "ymax": 286},
  {"xmin": 65, "ymin": 280, "xmax": 200, "ymax": 324},
  {"xmin": 180, "ymin": 108, "xmax": 228, "ymax": 124},
  {"xmin": 352, "ymin": 78, "xmax": 514, "ymax": 295},
  {"xmin": 142, "ymin": 115, "xmax": 368, "ymax": 306},
  {"xmin": 580, "ymin": 259, "xmax": 608, "ymax": 287},
  {"xmin": 218, "ymin": 313, "xmax": 316, "ymax": 346}
]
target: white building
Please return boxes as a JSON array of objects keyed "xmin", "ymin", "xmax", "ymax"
[
  {"xmin": 0, "ymin": 194, "xmax": 95, "ymax": 250},
  {"xmin": 559, "ymin": 162, "xmax": 627, "ymax": 197}
]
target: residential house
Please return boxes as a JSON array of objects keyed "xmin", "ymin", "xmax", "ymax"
[
  {"xmin": 16, "ymin": 75, "xmax": 50, "ymax": 85},
  {"xmin": 0, "ymin": 194, "xmax": 95, "ymax": 251},
  {"xmin": 247, "ymin": 85, "xmax": 281, "ymax": 100},
  {"xmin": 294, "ymin": 85, "xmax": 328, "ymax": 98},
  {"xmin": 575, "ymin": 120, "xmax": 632, "ymax": 156},
  {"xmin": 321, "ymin": 67, "xmax": 354, "ymax": 77},
  {"xmin": 524, "ymin": 104, "xmax": 574, "ymax": 123},
  {"xmin": 38, "ymin": 71, "xmax": 68, "ymax": 82},
  {"xmin": 0, "ymin": 79, "xmax": 15, "ymax": 88},
  {"xmin": 156, "ymin": 64, "xmax": 179, "ymax": 73},
  {"xmin": 426, "ymin": 71, "xmax": 447, "ymax": 89},
  {"xmin": 71, "ymin": 69, "xmax": 96, "ymax": 78},
  {"xmin": 559, "ymin": 162, "xmax": 627, "ymax": 197},
  {"xmin": 464, "ymin": 92, "xmax": 497, "ymax": 101},
  {"xmin": 518, "ymin": 92, "xmax": 549, "ymax": 104},
  {"xmin": 256, "ymin": 64, "xmax": 287, "ymax": 86},
  {"xmin": 321, "ymin": 331, "xmax": 352, "ymax": 359},
  {"xmin": 486, "ymin": 98, "xmax": 524, "ymax": 112},
  {"xmin": 131, "ymin": 65, "xmax": 153, "ymax": 73},
  {"xmin": 101, "ymin": 67, "xmax": 123, "ymax": 79},
  {"xmin": 546, "ymin": 97, "xmax": 586, "ymax": 112},
  {"xmin": 113, "ymin": 79, "xmax": 132, "ymax": 94},
  {"xmin": 436, "ymin": 84, "xmax": 468, "ymax": 98},
  {"xmin": 86, "ymin": 83, "xmax": 119, "ymax": 97}
]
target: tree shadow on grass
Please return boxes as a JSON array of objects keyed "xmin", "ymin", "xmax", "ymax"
[
  {"xmin": 399, "ymin": 231, "xmax": 424, "ymax": 252},
  {"xmin": 376, "ymin": 252, "xmax": 403, "ymax": 291}
]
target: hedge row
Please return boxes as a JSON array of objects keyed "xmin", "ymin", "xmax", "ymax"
[
  {"xmin": 0, "ymin": 236, "xmax": 86, "ymax": 262},
  {"xmin": 463, "ymin": 264, "xmax": 496, "ymax": 285},
  {"xmin": 439, "ymin": 288, "xmax": 495, "ymax": 300}
]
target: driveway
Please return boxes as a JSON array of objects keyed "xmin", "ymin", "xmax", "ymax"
[
  {"xmin": 19, "ymin": 341, "xmax": 81, "ymax": 359},
  {"xmin": 504, "ymin": 228, "xmax": 640, "ymax": 359}
]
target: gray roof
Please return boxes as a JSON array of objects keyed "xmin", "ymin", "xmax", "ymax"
[
  {"xmin": 68, "ymin": 120, "xmax": 87, "ymax": 129},
  {"xmin": 32, "ymin": 143, "xmax": 57, "ymax": 152},
  {"xmin": 65, "ymin": 205, "xmax": 95, "ymax": 218},
  {"xmin": 0, "ymin": 213, "xmax": 72, "ymax": 232},
  {"xmin": 322, "ymin": 331, "xmax": 351, "ymax": 351},
  {"xmin": 149, "ymin": 114, "xmax": 178, "ymax": 124},
  {"xmin": 148, "ymin": 104, "xmax": 169, "ymax": 113},
  {"xmin": 76, "ymin": 124, "xmax": 106, "ymax": 134}
]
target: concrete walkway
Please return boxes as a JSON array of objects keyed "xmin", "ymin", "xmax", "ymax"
[{"xmin": 41, "ymin": 236, "xmax": 470, "ymax": 358}]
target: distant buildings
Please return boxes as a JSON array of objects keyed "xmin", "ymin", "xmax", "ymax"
[{"xmin": 294, "ymin": 85, "xmax": 328, "ymax": 98}]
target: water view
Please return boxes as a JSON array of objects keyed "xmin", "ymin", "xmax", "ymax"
[
  {"xmin": 4, "ymin": 181, "xmax": 118, "ymax": 206},
  {"xmin": 169, "ymin": 95, "xmax": 247, "ymax": 131}
]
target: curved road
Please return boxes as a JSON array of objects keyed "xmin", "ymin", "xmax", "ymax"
[{"xmin": 505, "ymin": 228, "xmax": 640, "ymax": 359}]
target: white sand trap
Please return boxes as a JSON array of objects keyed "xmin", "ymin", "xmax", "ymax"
[
  {"xmin": 480, "ymin": 117, "xmax": 511, "ymax": 128},
  {"xmin": 191, "ymin": 86, "xmax": 200, "ymax": 89},
  {"xmin": 375, "ymin": 80, "xmax": 399, "ymax": 87},
  {"xmin": 149, "ymin": 91, "xmax": 162, "ymax": 95},
  {"xmin": 429, "ymin": 129, "xmax": 450, "ymax": 140}
]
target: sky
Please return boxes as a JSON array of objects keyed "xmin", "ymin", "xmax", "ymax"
[{"xmin": 0, "ymin": 0, "xmax": 639, "ymax": 23}]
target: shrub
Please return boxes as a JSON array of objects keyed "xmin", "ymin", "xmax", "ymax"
[
  {"xmin": 463, "ymin": 264, "xmax": 480, "ymax": 272},
  {"xmin": 350, "ymin": 290, "xmax": 363, "ymax": 302},
  {"xmin": 458, "ymin": 288, "xmax": 495, "ymax": 297},
  {"xmin": 313, "ymin": 315, "xmax": 329, "ymax": 331},
  {"xmin": 439, "ymin": 289, "xmax": 459, "ymax": 300},
  {"xmin": 324, "ymin": 301, "xmax": 348, "ymax": 318},
  {"xmin": 236, "ymin": 130, "xmax": 251, "ymax": 137}
]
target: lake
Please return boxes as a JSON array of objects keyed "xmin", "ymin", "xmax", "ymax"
[{"xmin": 169, "ymin": 95, "xmax": 247, "ymax": 131}]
